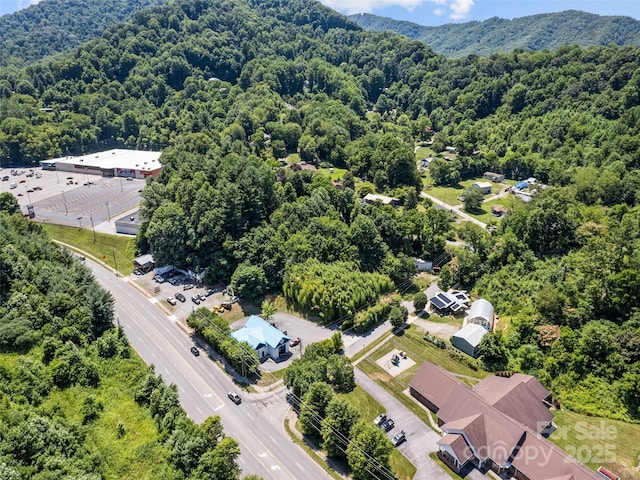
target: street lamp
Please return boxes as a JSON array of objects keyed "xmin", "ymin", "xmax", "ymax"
[
  {"xmin": 105, "ymin": 202, "xmax": 111, "ymax": 221},
  {"xmin": 77, "ymin": 216, "xmax": 83, "ymax": 228},
  {"xmin": 62, "ymin": 190, "xmax": 68, "ymax": 214}
]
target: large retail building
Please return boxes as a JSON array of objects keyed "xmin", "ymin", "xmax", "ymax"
[{"xmin": 40, "ymin": 149, "xmax": 162, "ymax": 179}]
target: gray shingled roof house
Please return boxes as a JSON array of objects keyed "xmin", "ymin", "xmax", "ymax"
[{"xmin": 409, "ymin": 362, "xmax": 600, "ymax": 480}]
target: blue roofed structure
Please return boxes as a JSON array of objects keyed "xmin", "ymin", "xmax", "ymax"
[
  {"xmin": 514, "ymin": 181, "xmax": 528, "ymax": 190},
  {"xmin": 231, "ymin": 315, "xmax": 290, "ymax": 361}
]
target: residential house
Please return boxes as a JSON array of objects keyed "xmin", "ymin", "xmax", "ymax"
[
  {"xmin": 363, "ymin": 193, "xmax": 400, "ymax": 207},
  {"xmin": 483, "ymin": 172, "xmax": 505, "ymax": 183},
  {"xmin": 451, "ymin": 324, "xmax": 487, "ymax": 357},
  {"xmin": 231, "ymin": 315, "xmax": 290, "ymax": 361},
  {"xmin": 429, "ymin": 290, "xmax": 470, "ymax": 315},
  {"xmin": 409, "ymin": 362, "xmax": 599, "ymax": 480},
  {"xmin": 445, "ymin": 146, "xmax": 457, "ymax": 153},
  {"xmin": 471, "ymin": 181, "xmax": 493, "ymax": 194}
]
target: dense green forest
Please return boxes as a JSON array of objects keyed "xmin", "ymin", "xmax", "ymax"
[
  {"xmin": 350, "ymin": 10, "xmax": 640, "ymax": 58},
  {"xmin": 0, "ymin": 0, "xmax": 170, "ymax": 68},
  {"xmin": 0, "ymin": 211, "xmax": 244, "ymax": 479},
  {"xmin": 1, "ymin": 0, "xmax": 640, "ymax": 425}
]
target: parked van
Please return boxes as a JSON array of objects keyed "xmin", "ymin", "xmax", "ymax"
[{"xmin": 9, "ymin": 182, "xmax": 17, "ymax": 189}]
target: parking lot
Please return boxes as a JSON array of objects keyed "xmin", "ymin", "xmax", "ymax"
[{"xmin": 0, "ymin": 166, "xmax": 145, "ymax": 233}]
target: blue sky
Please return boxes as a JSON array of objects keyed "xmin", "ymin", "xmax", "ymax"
[
  {"xmin": 1, "ymin": 0, "xmax": 639, "ymax": 24},
  {"xmin": 321, "ymin": 0, "xmax": 639, "ymax": 25}
]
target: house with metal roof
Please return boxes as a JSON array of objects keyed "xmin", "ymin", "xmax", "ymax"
[
  {"xmin": 409, "ymin": 362, "xmax": 599, "ymax": 480},
  {"xmin": 451, "ymin": 324, "xmax": 488, "ymax": 357},
  {"xmin": 464, "ymin": 299, "xmax": 495, "ymax": 330},
  {"xmin": 231, "ymin": 315, "xmax": 290, "ymax": 361},
  {"xmin": 363, "ymin": 193, "xmax": 400, "ymax": 207},
  {"xmin": 471, "ymin": 181, "xmax": 493, "ymax": 194}
]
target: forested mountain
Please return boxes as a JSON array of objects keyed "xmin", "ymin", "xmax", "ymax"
[
  {"xmin": 349, "ymin": 10, "xmax": 640, "ymax": 57},
  {"xmin": 0, "ymin": 0, "xmax": 640, "ymax": 438},
  {"xmin": 0, "ymin": 210, "xmax": 242, "ymax": 478},
  {"xmin": 0, "ymin": 0, "xmax": 170, "ymax": 68}
]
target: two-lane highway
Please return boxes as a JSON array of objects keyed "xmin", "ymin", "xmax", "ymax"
[{"xmin": 88, "ymin": 261, "xmax": 331, "ymax": 480}]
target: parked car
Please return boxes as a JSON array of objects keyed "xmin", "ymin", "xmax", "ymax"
[
  {"xmin": 175, "ymin": 293, "xmax": 186, "ymax": 302},
  {"xmin": 133, "ymin": 269, "xmax": 144, "ymax": 276},
  {"xmin": 373, "ymin": 413, "xmax": 386, "ymax": 426},
  {"xmin": 198, "ymin": 293, "xmax": 206, "ymax": 301},
  {"xmin": 227, "ymin": 392, "xmax": 241, "ymax": 404},
  {"xmin": 190, "ymin": 346, "xmax": 200, "ymax": 356},
  {"xmin": 154, "ymin": 275, "xmax": 165, "ymax": 283},
  {"xmin": 183, "ymin": 283, "xmax": 194, "ymax": 290},
  {"xmin": 380, "ymin": 418, "xmax": 395, "ymax": 432},
  {"xmin": 1, "ymin": 176, "xmax": 8, "ymax": 181},
  {"xmin": 231, "ymin": 295, "xmax": 240, "ymax": 303},
  {"xmin": 126, "ymin": 177, "xmax": 134, "ymax": 181},
  {"xmin": 290, "ymin": 337, "xmax": 300, "ymax": 347},
  {"xmin": 205, "ymin": 288, "xmax": 215, "ymax": 297},
  {"xmin": 392, "ymin": 430, "xmax": 406, "ymax": 446},
  {"xmin": 191, "ymin": 295, "xmax": 201, "ymax": 305},
  {"xmin": 166, "ymin": 296, "xmax": 177, "ymax": 306}
]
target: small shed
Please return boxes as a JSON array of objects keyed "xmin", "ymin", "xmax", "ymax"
[
  {"xmin": 133, "ymin": 254, "xmax": 155, "ymax": 272},
  {"xmin": 451, "ymin": 324, "xmax": 488, "ymax": 358},
  {"xmin": 464, "ymin": 299, "xmax": 495, "ymax": 330},
  {"xmin": 445, "ymin": 146, "xmax": 456, "ymax": 153},
  {"xmin": 491, "ymin": 205, "xmax": 509, "ymax": 217},
  {"xmin": 483, "ymin": 172, "xmax": 504, "ymax": 183},
  {"xmin": 414, "ymin": 258, "xmax": 433, "ymax": 272},
  {"xmin": 514, "ymin": 181, "xmax": 529, "ymax": 191},
  {"xmin": 471, "ymin": 181, "xmax": 492, "ymax": 194}
]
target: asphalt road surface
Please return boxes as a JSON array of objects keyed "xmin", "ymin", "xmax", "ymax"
[{"xmin": 87, "ymin": 260, "xmax": 331, "ymax": 480}]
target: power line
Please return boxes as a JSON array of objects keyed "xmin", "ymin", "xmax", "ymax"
[{"xmin": 190, "ymin": 309, "xmax": 400, "ymax": 480}]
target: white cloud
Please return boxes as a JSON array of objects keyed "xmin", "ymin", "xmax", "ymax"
[{"xmin": 319, "ymin": 0, "xmax": 474, "ymax": 19}]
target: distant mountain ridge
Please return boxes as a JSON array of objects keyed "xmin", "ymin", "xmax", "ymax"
[
  {"xmin": 0, "ymin": 0, "xmax": 170, "ymax": 67},
  {"xmin": 349, "ymin": 10, "xmax": 640, "ymax": 57}
]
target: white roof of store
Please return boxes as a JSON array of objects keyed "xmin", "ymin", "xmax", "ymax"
[{"xmin": 46, "ymin": 149, "xmax": 162, "ymax": 172}]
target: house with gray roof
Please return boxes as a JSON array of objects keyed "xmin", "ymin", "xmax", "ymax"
[{"xmin": 231, "ymin": 315, "xmax": 290, "ymax": 361}]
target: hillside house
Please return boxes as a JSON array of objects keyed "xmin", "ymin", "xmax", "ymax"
[
  {"xmin": 483, "ymin": 171, "xmax": 505, "ymax": 182},
  {"xmin": 363, "ymin": 193, "xmax": 400, "ymax": 207}
]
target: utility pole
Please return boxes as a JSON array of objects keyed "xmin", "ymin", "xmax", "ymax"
[
  {"xmin": 62, "ymin": 191, "xmax": 68, "ymax": 214},
  {"xmin": 105, "ymin": 202, "xmax": 111, "ymax": 221},
  {"xmin": 112, "ymin": 247, "xmax": 118, "ymax": 277},
  {"xmin": 90, "ymin": 213, "xmax": 96, "ymax": 243}
]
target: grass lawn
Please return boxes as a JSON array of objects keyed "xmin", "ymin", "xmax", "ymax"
[
  {"xmin": 357, "ymin": 326, "xmax": 488, "ymax": 425},
  {"xmin": 340, "ymin": 387, "xmax": 417, "ymax": 480},
  {"xmin": 318, "ymin": 166, "xmax": 348, "ymax": 182},
  {"xmin": 41, "ymin": 223, "xmax": 136, "ymax": 275},
  {"xmin": 461, "ymin": 193, "xmax": 524, "ymax": 225},
  {"xmin": 415, "ymin": 146, "xmax": 433, "ymax": 160},
  {"xmin": 422, "ymin": 175, "xmax": 517, "ymax": 209},
  {"xmin": 550, "ymin": 409, "xmax": 640, "ymax": 478}
]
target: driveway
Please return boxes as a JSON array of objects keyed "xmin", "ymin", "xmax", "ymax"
[{"xmin": 354, "ymin": 368, "xmax": 490, "ymax": 480}]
